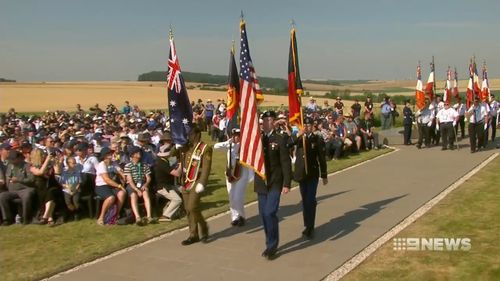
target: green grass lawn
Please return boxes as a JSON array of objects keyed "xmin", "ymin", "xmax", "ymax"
[
  {"xmin": 0, "ymin": 134, "xmax": 390, "ymax": 281},
  {"xmin": 343, "ymin": 156, "xmax": 500, "ymax": 281}
]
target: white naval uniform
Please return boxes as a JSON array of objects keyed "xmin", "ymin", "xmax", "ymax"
[{"xmin": 214, "ymin": 140, "xmax": 254, "ymax": 221}]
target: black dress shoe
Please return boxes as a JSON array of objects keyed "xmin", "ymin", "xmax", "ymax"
[
  {"xmin": 231, "ymin": 219, "xmax": 239, "ymax": 226},
  {"xmin": 181, "ymin": 237, "xmax": 200, "ymax": 246},
  {"xmin": 266, "ymin": 249, "xmax": 278, "ymax": 260},
  {"xmin": 200, "ymin": 235, "xmax": 209, "ymax": 243},
  {"xmin": 237, "ymin": 217, "xmax": 245, "ymax": 227},
  {"xmin": 302, "ymin": 227, "xmax": 313, "ymax": 238},
  {"xmin": 261, "ymin": 249, "xmax": 269, "ymax": 257}
]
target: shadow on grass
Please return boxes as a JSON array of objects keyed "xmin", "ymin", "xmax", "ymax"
[
  {"xmin": 275, "ymin": 194, "xmax": 408, "ymax": 256},
  {"xmin": 209, "ymin": 190, "xmax": 352, "ymax": 242}
]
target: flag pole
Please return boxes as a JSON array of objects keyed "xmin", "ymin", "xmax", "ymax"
[
  {"xmin": 432, "ymin": 56, "xmax": 436, "ymax": 100},
  {"xmin": 291, "ymin": 19, "xmax": 308, "ymax": 175}
]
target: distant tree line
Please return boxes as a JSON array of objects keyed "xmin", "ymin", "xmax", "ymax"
[
  {"xmin": 0, "ymin": 78, "xmax": 16, "ymax": 82},
  {"xmin": 138, "ymin": 71, "xmax": 288, "ymax": 91}
]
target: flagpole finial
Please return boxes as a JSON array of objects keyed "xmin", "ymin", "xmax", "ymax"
[
  {"xmin": 169, "ymin": 24, "xmax": 174, "ymax": 40},
  {"xmin": 290, "ymin": 19, "xmax": 296, "ymax": 29},
  {"xmin": 231, "ymin": 39, "xmax": 235, "ymax": 54},
  {"xmin": 240, "ymin": 10, "xmax": 244, "ymax": 20}
]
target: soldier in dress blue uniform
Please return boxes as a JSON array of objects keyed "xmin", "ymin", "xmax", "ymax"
[
  {"xmin": 290, "ymin": 117, "xmax": 328, "ymax": 239},
  {"xmin": 255, "ymin": 111, "xmax": 292, "ymax": 260}
]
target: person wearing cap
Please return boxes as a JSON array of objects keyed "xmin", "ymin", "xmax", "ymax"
[
  {"xmin": 214, "ymin": 127, "xmax": 253, "ymax": 226},
  {"xmin": 290, "ymin": 117, "xmax": 328, "ymax": 239},
  {"xmin": 402, "ymin": 100, "xmax": 414, "ymax": 145},
  {"xmin": 0, "ymin": 150, "xmax": 36, "ymax": 225},
  {"xmin": 179, "ymin": 126, "xmax": 212, "ymax": 245},
  {"xmin": 415, "ymin": 98, "xmax": 435, "ymax": 149},
  {"xmin": 154, "ymin": 131, "xmax": 183, "ymax": 222},
  {"xmin": 453, "ymin": 97, "xmax": 466, "ymax": 139},
  {"xmin": 306, "ymin": 97, "xmax": 318, "ymax": 112},
  {"xmin": 123, "ymin": 146, "xmax": 156, "ymax": 226},
  {"xmin": 75, "ymin": 142, "xmax": 99, "ymax": 196},
  {"xmin": 136, "ymin": 133, "xmax": 156, "ymax": 168},
  {"xmin": 466, "ymin": 97, "xmax": 490, "ymax": 153},
  {"xmin": 95, "ymin": 147, "xmax": 126, "ymax": 225},
  {"xmin": 436, "ymin": 101, "xmax": 459, "ymax": 150},
  {"xmin": 255, "ymin": 110, "xmax": 292, "ymax": 260}
]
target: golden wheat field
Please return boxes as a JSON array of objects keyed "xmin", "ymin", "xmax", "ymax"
[{"xmin": 1, "ymin": 79, "xmax": 498, "ymax": 113}]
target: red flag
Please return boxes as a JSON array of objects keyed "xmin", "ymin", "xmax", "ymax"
[
  {"xmin": 288, "ymin": 27, "xmax": 303, "ymax": 127},
  {"xmin": 226, "ymin": 46, "xmax": 240, "ymax": 121},
  {"xmin": 238, "ymin": 19, "xmax": 265, "ymax": 180},
  {"xmin": 481, "ymin": 63, "xmax": 490, "ymax": 102},
  {"xmin": 466, "ymin": 61, "xmax": 474, "ymax": 109},
  {"xmin": 452, "ymin": 68, "xmax": 459, "ymax": 101},
  {"xmin": 443, "ymin": 67, "xmax": 452, "ymax": 103},
  {"xmin": 425, "ymin": 61, "xmax": 435, "ymax": 100},
  {"xmin": 415, "ymin": 64, "xmax": 425, "ymax": 110}
]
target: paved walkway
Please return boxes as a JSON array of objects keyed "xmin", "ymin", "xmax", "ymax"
[{"xmin": 50, "ymin": 140, "xmax": 497, "ymax": 281}]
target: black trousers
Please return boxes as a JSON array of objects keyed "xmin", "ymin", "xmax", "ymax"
[
  {"xmin": 440, "ymin": 122, "xmax": 455, "ymax": 149},
  {"xmin": 485, "ymin": 116, "xmax": 497, "ymax": 142},
  {"xmin": 417, "ymin": 124, "xmax": 431, "ymax": 147},
  {"xmin": 403, "ymin": 124, "xmax": 412, "ymax": 145},
  {"xmin": 469, "ymin": 122, "xmax": 485, "ymax": 152},
  {"xmin": 455, "ymin": 115, "xmax": 465, "ymax": 138}
]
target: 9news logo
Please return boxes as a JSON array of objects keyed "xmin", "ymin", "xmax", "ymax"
[{"xmin": 393, "ymin": 237, "xmax": 471, "ymax": 251}]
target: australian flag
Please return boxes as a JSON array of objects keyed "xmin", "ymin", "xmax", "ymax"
[{"xmin": 167, "ymin": 34, "xmax": 192, "ymax": 145}]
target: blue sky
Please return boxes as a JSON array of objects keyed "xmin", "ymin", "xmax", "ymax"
[{"xmin": 1, "ymin": 0, "xmax": 499, "ymax": 81}]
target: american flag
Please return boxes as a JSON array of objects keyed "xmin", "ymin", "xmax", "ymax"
[
  {"xmin": 238, "ymin": 19, "xmax": 265, "ymax": 180},
  {"xmin": 167, "ymin": 33, "xmax": 192, "ymax": 145}
]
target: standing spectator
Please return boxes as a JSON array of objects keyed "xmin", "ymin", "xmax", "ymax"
[
  {"xmin": 390, "ymin": 98, "xmax": 399, "ymax": 126},
  {"xmin": 306, "ymin": 97, "xmax": 318, "ymax": 112},
  {"xmin": 380, "ymin": 97, "xmax": 393, "ymax": 130},
  {"xmin": 334, "ymin": 97, "xmax": 344, "ymax": 115},
  {"xmin": 205, "ymin": 99, "xmax": 215, "ymax": 136},
  {"xmin": 351, "ymin": 99, "xmax": 361, "ymax": 119},
  {"xmin": 122, "ymin": 101, "xmax": 132, "ymax": 115},
  {"xmin": 364, "ymin": 96, "xmax": 374, "ymax": 120},
  {"xmin": 402, "ymin": 100, "xmax": 414, "ymax": 145}
]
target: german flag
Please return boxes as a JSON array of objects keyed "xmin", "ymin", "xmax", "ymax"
[
  {"xmin": 288, "ymin": 26, "xmax": 303, "ymax": 127},
  {"xmin": 226, "ymin": 45, "xmax": 240, "ymax": 121}
]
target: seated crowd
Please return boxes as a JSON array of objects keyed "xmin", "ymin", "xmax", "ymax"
[{"xmin": 0, "ymin": 97, "xmax": 382, "ymax": 226}]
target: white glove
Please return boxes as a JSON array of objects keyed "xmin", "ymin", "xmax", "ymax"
[
  {"xmin": 436, "ymin": 123, "xmax": 440, "ymax": 130},
  {"xmin": 195, "ymin": 183, "xmax": 205, "ymax": 193},
  {"xmin": 427, "ymin": 121, "xmax": 433, "ymax": 127},
  {"xmin": 484, "ymin": 123, "xmax": 488, "ymax": 130},
  {"xmin": 453, "ymin": 121, "xmax": 457, "ymax": 127}
]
